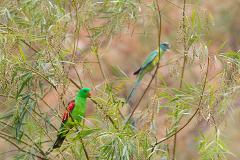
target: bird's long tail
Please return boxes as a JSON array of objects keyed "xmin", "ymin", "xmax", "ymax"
[
  {"xmin": 126, "ymin": 75, "xmax": 143, "ymax": 104},
  {"xmin": 45, "ymin": 134, "xmax": 66, "ymax": 155},
  {"xmin": 52, "ymin": 134, "xmax": 66, "ymax": 149}
]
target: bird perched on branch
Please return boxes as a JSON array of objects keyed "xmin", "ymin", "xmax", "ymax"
[
  {"xmin": 52, "ymin": 87, "xmax": 91, "ymax": 149},
  {"xmin": 126, "ymin": 42, "xmax": 170, "ymax": 104}
]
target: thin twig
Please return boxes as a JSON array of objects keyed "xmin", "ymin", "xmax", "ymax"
[
  {"xmin": 73, "ymin": 66, "xmax": 83, "ymax": 88},
  {"xmin": 0, "ymin": 94, "xmax": 15, "ymax": 99},
  {"xmin": 0, "ymin": 23, "xmax": 39, "ymax": 54},
  {"xmin": 149, "ymin": 57, "xmax": 210, "ymax": 159},
  {"xmin": 95, "ymin": 102, "xmax": 118, "ymax": 130},
  {"xmin": 96, "ymin": 49, "xmax": 107, "ymax": 80},
  {"xmin": 0, "ymin": 131, "xmax": 36, "ymax": 151},
  {"xmin": 19, "ymin": 66, "xmax": 57, "ymax": 92},
  {"xmin": 179, "ymin": 0, "xmax": 187, "ymax": 89},
  {"xmin": 69, "ymin": 78, "xmax": 82, "ymax": 89},
  {"xmin": 36, "ymin": 95, "xmax": 62, "ymax": 125},
  {"xmin": 24, "ymin": 103, "xmax": 55, "ymax": 143},
  {"xmin": 172, "ymin": 0, "xmax": 187, "ymax": 158},
  {"xmin": 165, "ymin": 0, "xmax": 183, "ymax": 9},
  {"xmin": 80, "ymin": 138, "xmax": 90, "ymax": 160},
  {"xmin": 0, "ymin": 135, "xmax": 47, "ymax": 160},
  {"xmin": 85, "ymin": 25, "xmax": 107, "ymax": 81},
  {"xmin": 0, "ymin": 121, "xmax": 46, "ymax": 156}
]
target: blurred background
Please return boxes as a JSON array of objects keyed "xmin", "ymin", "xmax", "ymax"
[{"xmin": 0, "ymin": 0, "xmax": 240, "ymax": 159}]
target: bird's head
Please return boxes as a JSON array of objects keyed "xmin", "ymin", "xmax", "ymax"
[
  {"xmin": 160, "ymin": 42, "xmax": 170, "ymax": 52},
  {"xmin": 78, "ymin": 87, "xmax": 91, "ymax": 98}
]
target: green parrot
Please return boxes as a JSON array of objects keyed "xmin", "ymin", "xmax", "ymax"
[
  {"xmin": 52, "ymin": 87, "xmax": 91, "ymax": 149},
  {"xmin": 126, "ymin": 42, "xmax": 170, "ymax": 103}
]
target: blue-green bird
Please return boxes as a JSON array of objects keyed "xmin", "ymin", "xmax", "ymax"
[{"xmin": 126, "ymin": 42, "xmax": 170, "ymax": 103}]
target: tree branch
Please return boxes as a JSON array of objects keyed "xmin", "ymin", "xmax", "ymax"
[
  {"xmin": 149, "ymin": 57, "xmax": 210, "ymax": 159},
  {"xmin": 172, "ymin": 0, "xmax": 187, "ymax": 158},
  {"xmin": 0, "ymin": 135, "xmax": 47, "ymax": 160}
]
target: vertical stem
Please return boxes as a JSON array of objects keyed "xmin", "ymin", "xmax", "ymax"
[
  {"xmin": 80, "ymin": 138, "xmax": 90, "ymax": 160},
  {"xmin": 179, "ymin": 0, "xmax": 187, "ymax": 89},
  {"xmin": 85, "ymin": 25, "xmax": 107, "ymax": 82},
  {"xmin": 73, "ymin": 66, "xmax": 83, "ymax": 88},
  {"xmin": 0, "ymin": 134, "xmax": 47, "ymax": 159},
  {"xmin": 172, "ymin": 0, "xmax": 187, "ymax": 159},
  {"xmin": 96, "ymin": 50, "xmax": 107, "ymax": 81}
]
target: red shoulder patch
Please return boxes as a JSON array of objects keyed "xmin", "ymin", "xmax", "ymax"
[
  {"xmin": 62, "ymin": 111, "xmax": 68, "ymax": 122},
  {"xmin": 62, "ymin": 100, "xmax": 75, "ymax": 122},
  {"xmin": 67, "ymin": 100, "xmax": 75, "ymax": 112}
]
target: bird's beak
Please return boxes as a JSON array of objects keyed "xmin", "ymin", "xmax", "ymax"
[
  {"xmin": 87, "ymin": 92, "xmax": 91, "ymax": 98},
  {"xmin": 166, "ymin": 45, "xmax": 170, "ymax": 51}
]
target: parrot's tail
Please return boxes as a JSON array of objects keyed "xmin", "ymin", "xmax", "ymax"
[
  {"xmin": 45, "ymin": 134, "xmax": 66, "ymax": 155},
  {"xmin": 45, "ymin": 128, "xmax": 69, "ymax": 155},
  {"xmin": 52, "ymin": 134, "xmax": 66, "ymax": 149},
  {"xmin": 126, "ymin": 76, "xmax": 142, "ymax": 104}
]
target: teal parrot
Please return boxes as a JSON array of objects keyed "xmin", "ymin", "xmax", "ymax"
[
  {"xmin": 52, "ymin": 87, "xmax": 91, "ymax": 149},
  {"xmin": 126, "ymin": 43, "xmax": 170, "ymax": 103}
]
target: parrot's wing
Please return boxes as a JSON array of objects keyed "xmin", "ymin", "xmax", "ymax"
[
  {"xmin": 62, "ymin": 100, "xmax": 75, "ymax": 124},
  {"xmin": 133, "ymin": 50, "xmax": 158, "ymax": 75},
  {"xmin": 141, "ymin": 50, "xmax": 158, "ymax": 69}
]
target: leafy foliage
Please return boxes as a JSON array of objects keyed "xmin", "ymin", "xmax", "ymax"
[{"xmin": 0, "ymin": 0, "xmax": 238, "ymax": 160}]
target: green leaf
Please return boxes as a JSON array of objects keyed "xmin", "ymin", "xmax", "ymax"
[
  {"xmin": 18, "ymin": 46, "xmax": 26, "ymax": 62},
  {"xmin": 0, "ymin": 109, "xmax": 15, "ymax": 120},
  {"xmin": 14, "ymin": 95, "xmax": 35, "ymax": 141},
  {"xmin": 16, "ymin": 72, "xmax": 32, "ymax": 99},
  {"xmin": 224, "ymin": 51, "xmax": 240, "ymax": 60},
  {"xmin": 76, "ymin": 128, "xmax": 100, "ymax": 138},
  {"xmin": 110, "ymin": 65, "xmax": 128, "ymax": 79}
]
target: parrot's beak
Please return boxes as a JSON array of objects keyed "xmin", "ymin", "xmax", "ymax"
[
  {"xmin": 87, "ymin": 92, "xmax": 91, "ymax": 98},
  {"xmin": 166, "ymin": 44, "xmax": 170, "ymax": 51}
]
